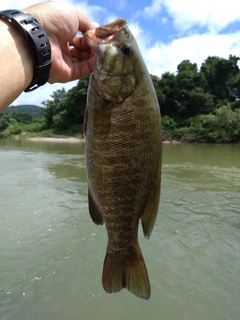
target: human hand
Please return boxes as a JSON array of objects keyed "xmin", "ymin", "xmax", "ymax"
[{"xmin": 23, "ymin": 1, "xmax": 98, "ymax": 84}]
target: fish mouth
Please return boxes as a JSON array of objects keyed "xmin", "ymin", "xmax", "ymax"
[
  {"xmin": 95, "ymin": 18, "xmax": 127, "ymax": 38},
  {"xmin": 84, "ymin": 18, "xmax": 127, "ymax": 53}
]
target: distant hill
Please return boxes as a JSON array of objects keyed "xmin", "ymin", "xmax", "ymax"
[{"xmin": 3, "ymin": 105, "xmax": 43, "ymax": 118}]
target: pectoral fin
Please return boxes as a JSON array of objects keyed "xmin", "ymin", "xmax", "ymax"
[
  {"xmin": 141, "ymin": 176, "xmax": 161, "ymax": 239},
  {"xmin": 88, "ymin": 188, "xmax": 104, "ymax": 225}
]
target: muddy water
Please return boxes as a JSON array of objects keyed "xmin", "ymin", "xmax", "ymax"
[{"xmin": 0, "ymin": 140, "xmax": 239, "ymax": 320}]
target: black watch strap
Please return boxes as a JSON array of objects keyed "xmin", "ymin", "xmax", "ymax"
[{"xmin": 0, "ymin": 9, "xmax": 52, "ymax": 92}]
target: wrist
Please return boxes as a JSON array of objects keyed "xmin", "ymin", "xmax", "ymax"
[
  {"xmin": 0, "ymin": 10, "xmax": 52, "ymax": 92},
  {"xmin": 0, "ymin": 17, "xmax": 33, "ymax": 111}
]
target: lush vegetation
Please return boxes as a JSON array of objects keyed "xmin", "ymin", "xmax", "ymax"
[
  {"xmin": 42, "ymin": 75, "xmax": 90, "ymax": 134},
  {"xmin": 3, "ymin": 104, "xmax": 43, "ymax": 118},
  {"xmin": 1, "ymin": 56, "xmax": 240, "ymax": 142},
  {"xmin": 154, "ymin": 55, "xmax": 240, "ymax": 142}
]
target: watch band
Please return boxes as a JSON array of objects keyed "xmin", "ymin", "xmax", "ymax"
[{"xmin": 0, "ymin": 9, "xmax": 52, "ymax": 92}]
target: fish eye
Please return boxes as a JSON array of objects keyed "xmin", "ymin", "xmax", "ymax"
[{"xmin": 121, "ymin": 44, "xmax": 131, "ymax": 56}]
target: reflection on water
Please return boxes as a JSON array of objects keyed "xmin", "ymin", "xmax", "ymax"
[{"xmin": 0, "ymin": 140, "xmax": 239, "ymax": 320}]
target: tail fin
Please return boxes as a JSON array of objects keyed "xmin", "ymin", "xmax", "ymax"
[{"xmin": 102, "ymin": 245, "xmax": 150, "ymax": 300}]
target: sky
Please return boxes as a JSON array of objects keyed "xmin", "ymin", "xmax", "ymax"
[{"xmin": 3, "ymin": 0, "xmax": 240, "ymax": 107}]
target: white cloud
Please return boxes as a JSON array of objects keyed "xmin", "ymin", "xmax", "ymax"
[
  {"xmin": 128, "ymin": 21, "xmax": 145, "ymax": 38},
  {"xmin": 143, "ymin": 0, "xmax": 240, "ymax": 33},
  {"xmin": 128, "ymin": 21, "xmax": 154, "ymax": 60},
  {"xmin": 5, "ymin": 0, "xmax": 240, "ymax": 107},
  {"xmin": 117, "ymin": 0, "xmax": 127, "ymax": 11},
  {"xmin": 143, "ymin": 32, "xmax": 240, "ymax": 76},
  {"xmin": 102, "ymin": 14, "xmax": 120, "ymax": 25},
  {"xmin": 1, "ymin": 0, "xmax": 106, "ymax": 24},
  {"xmin": 73, "ymin": 1, "xmax": 107, "ymax": 23},
  {"xmin": 139, "ymin": 0, "xmax": 240, "ymax": 76},
  {"xmin": 12, "ymin": 81, "xmax": 78, "ymax": 107},
  {"xmin": 143, "ymin": 0, "xmax": 163, "ymax": 18}
]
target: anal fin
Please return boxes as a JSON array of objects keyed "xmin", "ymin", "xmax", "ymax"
[
  {"xmin": 141, "ymin": 175, "xmax": 161, "ymax": 239},
  {"xmin": 88, "ymin": 188, "xmax": 104, "ymax": 225}
]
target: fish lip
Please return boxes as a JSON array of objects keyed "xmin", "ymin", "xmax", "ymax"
[
  {"xmin": 83, "ymin": 18, "xmax": 127, "ymax": 53},
  {"xmin": 95, "ymin": 18, "xmax": 127, "ymax": 39},
  {"xmin": 84, "ymin": 32, "xmax": 120, "ymax": 54}
]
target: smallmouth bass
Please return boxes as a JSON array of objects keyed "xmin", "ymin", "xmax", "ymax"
[{"xmin": 83, "ymin": 18, "xmax": 162, "ymax": 300}]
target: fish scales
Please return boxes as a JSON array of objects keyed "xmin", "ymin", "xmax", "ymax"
[{"xmin": 84, "ymin": 18, "xmax": 162, "ymax": 300}]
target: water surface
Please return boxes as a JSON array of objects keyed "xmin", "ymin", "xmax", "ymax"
[{"xmin": 0, "ymin": 140, "xmax": 239, "ymax": 320}]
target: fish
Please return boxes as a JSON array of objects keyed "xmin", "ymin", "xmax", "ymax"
[{"xmin": 83, "ymin": 18, "xmax": 162, "ymax": 300}]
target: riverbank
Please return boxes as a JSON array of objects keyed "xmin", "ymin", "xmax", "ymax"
[
  {"xmin": 25, "ymin": 136, "xmax": 84, "ymax": 143},
  {"xmin": 10, "ymin": 134, "xmax": 84, "ymax": 143},
  {"xmin": 12, "ymin": 135, "xmax": 179, "ymax": 144}
]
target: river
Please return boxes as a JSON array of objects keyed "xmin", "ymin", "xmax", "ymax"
[{"xmin": 0, "ymin": 140, "xmax": 239, "ymax": 320}]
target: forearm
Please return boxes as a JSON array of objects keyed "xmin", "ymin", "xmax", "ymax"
[
  {"xmin": 0, "ymin": 2, "xmax": 97, "ymax": 112},
  {"xmin": 0, "ymin": 18, "xmax": 33, "ymax": 112}
]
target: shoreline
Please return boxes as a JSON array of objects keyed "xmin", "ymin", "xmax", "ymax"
[
  {"xmin": 25, "ymin": 136, "xmax": 179, "ymax": 144},
  {"xmin": 10, "ymin": 135, "xmax": 180, "ymax": 144},
  {"xmin": 11, "ymin": 135, "xmax": 84, "ymax": 143},
  {"xmin": 25, "ymin": 136, "xmax": 84, "ymax": 143}
]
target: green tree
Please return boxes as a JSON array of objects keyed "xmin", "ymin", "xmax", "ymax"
[
  {"xmin": 42, "ymin": 75, "xmax": 90, "ymax": 132},
  {"xmin": 203, "ymin": 104, "xmax": 240, "ymax": 142},
  {"xmin": 155, "ymin": 60, "xmax": 215, "ymax": 120},
  {"xmin": 63, "ymin": 75, "xmax": 90, "ymax": 127},
  {"xmin": 42, "ymin": 88, "xmax": 67, "ymax": 128},
  {"xmin": 184, "ymin": 90, "xmax": 215, "ymax": 116},
  {"xmin": 175, "ymin": 60, "xmax": 212, "ymax": 117},
  {"xmin": 0, "ymin": 114, "xmax": 13, "ymax": 131},
  {"xmin": 157, "ymin": 72, "xmax": 177, "ymax": 117},
  {"xmin": 200, "ymin": 55, "xmax": 240, "ymax": 102},
  {"xmin": 161, "ymin": 115, "xmax": 178, "ymax": 140},
  {"xmin": 10, "ymin": 112, "xmax": 33, "ymax": 124},
  {"xmin": 0, "ymin": 114, "xmax": 21, "ymax": 137}
]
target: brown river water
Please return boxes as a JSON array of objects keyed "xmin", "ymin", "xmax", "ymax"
[{"xmin": 0, "ymin": 139, "xmax": 239, "ymax": 320}]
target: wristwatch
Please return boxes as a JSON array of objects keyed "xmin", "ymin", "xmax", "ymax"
[{"xmin": 0, "ymin": 9, "xmax": 52, "ymax": 92}]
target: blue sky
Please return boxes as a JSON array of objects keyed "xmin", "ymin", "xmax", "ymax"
[{"xmin": 4, "ymin": 0, "xmax": 240, "ymax": 107}]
